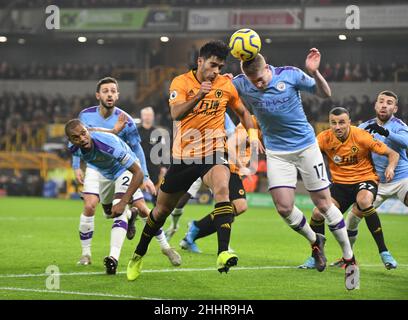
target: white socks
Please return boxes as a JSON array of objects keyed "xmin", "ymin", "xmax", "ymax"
[
  {"xmin": 109, "ymin": 201, "xmax": 131, "ymax": 261},
  {"xmin": 345, "ymin": 211, "xmax": 362, "ymax": 248},
  {"xmin": 79, "ymin": 214, "xmax": 94, "ymax": 257},
  {"xmin": 321, "ymin": 204, "xmax": 353, "ymax": 259},
  {"xmin": 141, "ymin": 216, "xmax": 171, "ymax": 249},
  {"xmin": 170, "ymin": 208, "xmax": 184, "ymax": 229},
  {"xmin": 284, "ymin": 206, "xmax": 316, "ymax": 244}
]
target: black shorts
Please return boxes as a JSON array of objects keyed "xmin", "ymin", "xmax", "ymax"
[
  {"xmin": 160, "ymin": 152, "xmax": 229, "ymax": 194},
  {"xmin": 229, "ymin": 173, "xmax": 246, "ymax": 201},
  {"xmin": 330, "ymin": 180, "xmax": 378, "ymax": 213}
]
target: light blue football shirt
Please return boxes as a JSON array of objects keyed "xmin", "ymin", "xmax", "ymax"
[
  {"xmin": 233, "ymin": 65, "xmax": 317, "ymax": 152},
  {"xmin": 69, "ymin": 131, "xmax": 137, "ymax": 180},
  {"xmin": 225, "ymin": 113, "xmax": 236, "ymax": 137},
  {"xmin": 359, "ymin": 117, "xmax": 408, "ymax": 183},
  {"xmin": 72, "ymin": 106, "xmax": 148, "ymax": 179}
]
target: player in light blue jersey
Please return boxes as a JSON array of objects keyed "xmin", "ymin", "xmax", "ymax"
[
  {"xmin": 234, "ymin": 51, "xmax": 358, "ymax": 289},
  {"xmin": 67, "ymin": 119, "xmax": 144, "ymax": 275},
  {"xmin": 345, "ymin": 90, "xmax": 407, "ymax": 269},
  {"xmin": 74, "ymin": 77, "xmax": 180, "ymax": 269}
]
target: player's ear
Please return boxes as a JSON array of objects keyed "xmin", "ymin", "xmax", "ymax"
[
  {"xmin": 95, "ymin": 91, "xmax": 100, "ymax": 100},
  {"xmin": 393, "ymin": 104, "xmax": 398, "ymax": 114}
]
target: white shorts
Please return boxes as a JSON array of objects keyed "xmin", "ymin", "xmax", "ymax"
[
  {"xmin": 187, "ymin": 177, "xmax": 203, "ymax": 198},
  {"xmin": 266, "ymin": 142, "xmax": 330, "ymax": 192},
  {"xmin": 82, "ymin": 166, "xmax": 143, "ymax": 204},
  {"xmin": 374, "ymin": 177, "xmax": 408, "ymax": 207}
]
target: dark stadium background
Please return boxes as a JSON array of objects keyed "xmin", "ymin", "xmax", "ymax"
[{"xmin": 0, "ymin": 0, "xmax": 407, "ymax": 203}]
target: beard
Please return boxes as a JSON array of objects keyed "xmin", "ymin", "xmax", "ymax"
[
  {"xmin": 376, "ymin": 112, "xmax": 391, "ymax": 122},
  {"xmin": 100, "ymin": 99, "xmax": 115, "ymax": 109}
]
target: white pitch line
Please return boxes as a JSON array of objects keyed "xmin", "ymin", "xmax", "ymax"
[
  {"xmin": 1, "ymin": 264, "xmax": 406, "ymax": 279},
  {"xmin": 0, "ymin": 287, "xmax": 164, "ymax": 300}
]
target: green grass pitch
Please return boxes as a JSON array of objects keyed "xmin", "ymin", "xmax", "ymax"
[{"xmin": 0, "ymin": 196, "xmax": 407, "ymax": 300}]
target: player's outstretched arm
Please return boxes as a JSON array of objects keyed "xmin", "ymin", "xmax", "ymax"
[
  {"xmin": 383, "ymin": 147, "xmax": 399, "ymax": 182},
  {"xmin": 305, "ymin": 48, "xmax": 331, "ymax": 98}
]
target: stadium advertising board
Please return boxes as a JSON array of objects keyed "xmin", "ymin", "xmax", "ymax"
[
  {"xmin": 305, "ymin": 5, "xmax": 408, "ymax": 29},
  {"xmin": 58, "ymin": 8, "xmax": 182, "ymax": 31},
  {"xmin": 188, "ymin": 8, "xmax": 301, "ymax": 31},
  {"xmin": 230, "ymin": 9, "xmax": 302, "ymax": 30}
]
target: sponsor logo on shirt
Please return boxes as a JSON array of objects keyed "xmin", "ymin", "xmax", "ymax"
[{"xmin": 170, "ymin": 90, "xmax": 178, "ymax": 100}]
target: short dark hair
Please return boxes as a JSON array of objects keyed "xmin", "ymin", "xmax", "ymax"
[
  {"xmin": 329, "ymin": 106, "xmax": 350, "ymax": 117},
  {"xmin": 96, "ymin": 77, "xmax": 119, "ymax": 92},
  {"xmin": 378, "ymin": 90, "xmax": 398, "ymax": 104},
  {"xmin": 199, "ymin": 40, "xmax": 229, "ymax": 61},
  {"xmin": 65, "ymin": 119, "xmax": 84, "ymax": 136}
]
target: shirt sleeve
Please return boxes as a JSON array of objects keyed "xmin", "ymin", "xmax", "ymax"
[
  {"xmin": 72, "ymin": 155, "xmax": 81, "ymax": 170},
  {"xmin": 362, "ymin": 131, "xmax": 388, "ymax": 155},
  {"xmin": 316, "ymin": 131, "xmax": 326, "ymax": 151},
  {"xmin": 293, "ymin": 68, "xmax": 316, "ymax": 94},
  {"xmin": 227, "ymin": 80, "xmax": 243, "ymax": 112},
  {"xmin": 112, "ymin": 141, "xmax": 137, "ymax": 171},
  {"xmin": 169, "ymin": 76, "xmax": 188, "ymax": 107},
  {"xmin": 388, "ymin": 125, "xmax": 408, "ymax": 149}
]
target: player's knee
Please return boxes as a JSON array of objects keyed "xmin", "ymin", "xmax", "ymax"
[
  {"xmin": 84, "ymin": 203, "xmax": 97, "ymax": 215},
  {"xmin": 155, "ymin": 203, "xmax": 173, "ymax": 219},
  {"xmin": 275, "ymin": 203, "xmax": 293, "ymax": 217},
  {"xmin": 356, "ymin": 198, "xmax": 373, "ymax": 211}
]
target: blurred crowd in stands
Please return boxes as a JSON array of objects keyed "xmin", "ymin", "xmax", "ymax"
[
  {"xmin": 0, "ymin": 62, "xmax": 137, "ymax": 81},
  {"xmin": 2, "ymin": 60, "xmax": 407, "ymax": 83},
  {"xmin": 1, "ymin": 90, "xmax": 406, "ymax": 152}
]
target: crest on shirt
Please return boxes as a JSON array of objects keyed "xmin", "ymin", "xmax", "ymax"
[
  {"xmin": 276, "ymin": 82, "xmax": 286, "ymax": 91},
  {"xmin": 333, "ymin": 155, "xmax": 342, "ymax": 163},
  {"xmin": 351, "ymin": 146, "xmax": 359, "ymax": 154},
  {"xmin": 215, "ymin": 89, "xmax": 223, "ymax": 98},
  {"xmin": 170, "ymin": 90, "xmax": 178, "ymax": 100}
]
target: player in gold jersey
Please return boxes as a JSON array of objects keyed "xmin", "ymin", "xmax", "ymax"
[
  {"xmin": 179, "ymin": 116, "xmax": 262, "ymax": 253},
  {"xmin": 300, "ymin": 107, "xmax": 399, "ymax": 270},
  {"xmin": 127, "ymin": 41, "xmax": 263, "ymax": 281}
]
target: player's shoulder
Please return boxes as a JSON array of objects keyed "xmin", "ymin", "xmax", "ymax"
[
  {"xmin": 113, "ymin": 108, "xmax": 135, "ymax": 125},
  {"xmin": 351, "ymin": 125, "xmax": 371, "ymax": 139},
  {"xmin": 274, "ymin": 65, "xmax": 300, "ymax": 76},
  {"xmin": 68, "ymin": 143, "xmax": 80, "ymax": 154},
  {"xmin": 358, "ymin": 118, "xmax": 376, "ymax": 129},
  {"xmin": 79, "ymin": 106, "xmax": 98, "ymax": 116},
  {"xmin": 232, "ymin": 73, "xmax": 249, "ymax": 90},
  {"xmin": 317, "ymin": 129, "xmax": 334, "ymax": 145},
  {"xmin": 172, "ymin": 70, "xmax": 191, "ymax": 83},
  {"xmin": 390, "ymin": 116, "xmax": 407, "ymax": 127},
  {"xmin": 273, "ymin": 65, "xmax": 305, "ymax": 83},
  {"xmin": 91, "ymin": 131, "xmax": 121, "ymax": 153}
]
